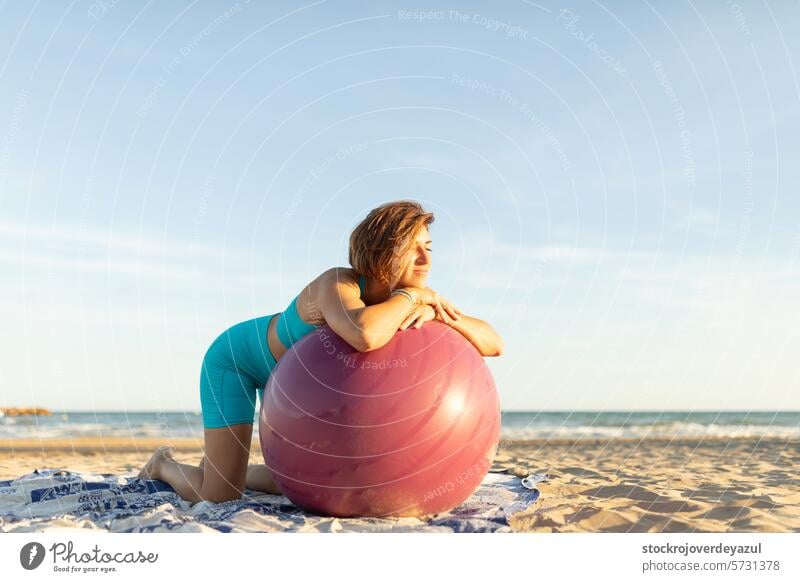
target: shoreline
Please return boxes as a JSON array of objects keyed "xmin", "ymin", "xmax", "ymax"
[{"xmin": 0, "ymin": 434, "xmax": 795, "ymax": 452}]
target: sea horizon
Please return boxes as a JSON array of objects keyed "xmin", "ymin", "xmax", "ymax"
[{"xmin": 2, "ymin": 410, "xmax": 798, "ymax": 441}]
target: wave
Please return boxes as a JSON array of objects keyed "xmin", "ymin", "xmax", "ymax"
[
  {"xmin": 2, "ymin": 414, "xmax": 798, "ymax": 441},
  {"xmin": 499, "ymin": 422, "xmax": 800, "ymax": 440}
]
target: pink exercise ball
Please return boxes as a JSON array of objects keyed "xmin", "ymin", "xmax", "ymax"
[{"xmin": 258, "ymin": 321, "xmax": 500, "ymax": 518}]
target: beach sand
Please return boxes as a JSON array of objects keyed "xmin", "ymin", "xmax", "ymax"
[{"xmin": 1, "ymin": 436, "xmax": 797, "ymax": 532}]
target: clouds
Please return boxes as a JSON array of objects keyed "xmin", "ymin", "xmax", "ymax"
[
  {"xmin": 449, "ymin": 230, "xmax": 800, "ymax": 357},
  {"xmin": 0, "ymin": 219, "xmax": 244, "ymax": 262},
  {"xmin": 0, "ymin": 218, "xmax": 254, "ymax": 284}
]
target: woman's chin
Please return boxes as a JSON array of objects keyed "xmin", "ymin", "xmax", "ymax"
[{"xmin": 398, "ymin": 273, "xmax": 427, "ymax": 287}]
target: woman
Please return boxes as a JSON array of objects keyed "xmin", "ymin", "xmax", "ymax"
[{"xmin": 138, "ymin": 200, "xmax": 504, "ymax": 504}]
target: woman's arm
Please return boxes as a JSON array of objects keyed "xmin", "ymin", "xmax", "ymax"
[
  {"xmin": 316, "ymin": 268, "xmax": 503, "ymax": 356},
  {"xmin": 316, "ymin": 269, "xmax": 416, "ymax": 352},
  {"xmin": 436, "ymin": 311, "xmax": 504, "ymax": 357}
]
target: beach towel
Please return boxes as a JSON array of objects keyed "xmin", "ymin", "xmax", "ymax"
[{"xmin": 0, "ymin": 468, "xmax": 542, "ymax": 533}]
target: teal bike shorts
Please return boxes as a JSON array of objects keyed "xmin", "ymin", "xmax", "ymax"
[{"xmin": 199, "ymin": 314, "xmax": 279, "ymax": 429}]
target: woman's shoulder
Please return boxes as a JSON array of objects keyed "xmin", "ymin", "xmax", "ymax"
[
  {"xmin": 319, "ymin": 267, "xmax": 360, "ymax": 286},
  {"xmin": 296, "ymin": 268, "xmax": 359, "ymax": 325},
  {"xmin": 301, "ymin": 268, "xmax": 361, "ymax": 322}
]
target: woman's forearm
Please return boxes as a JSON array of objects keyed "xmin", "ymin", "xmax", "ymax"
[
  {"xmin": 357, "ymin": 295, "xmax": 417, "ymax": 350},
  {"xmin": 440, "ymin": 313, "xmax": 504, "ymax": 357},
  {"xmin": 355, "ymin": 294, "xmax": 503, "ymax": 357}
]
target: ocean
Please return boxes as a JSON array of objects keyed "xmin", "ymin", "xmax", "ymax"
[{"xmin": 1, "ymin": 410, "xmax": 798, "ymax": 441}]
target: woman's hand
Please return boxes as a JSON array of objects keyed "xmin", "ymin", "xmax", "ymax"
[
  {"xmin": 399, "ymin": 304, "xmax": 437, "ymax": 330},
  {"xmin": 405, "ymin": 287, "xmax": 462, "ymax": 324}
]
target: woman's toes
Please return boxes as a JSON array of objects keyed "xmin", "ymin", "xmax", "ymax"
[
  {"xmin": 138, "ymin": 455, "xmax": 155, "ymax": 480},
  {"xmin": 138, "ymin": 446, "xmax": 175, "ymax": 480}
]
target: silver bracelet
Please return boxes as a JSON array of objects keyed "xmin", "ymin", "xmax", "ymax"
[{"xmin": 390, "ymin": 288, "xmax": 417, "ymax": 306}]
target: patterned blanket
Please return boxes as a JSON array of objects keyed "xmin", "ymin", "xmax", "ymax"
[{"xmin": 0, "ymin": 469, "xmax": 542, "ymax": 533}]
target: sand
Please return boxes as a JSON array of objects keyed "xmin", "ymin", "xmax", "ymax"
[{"xmin": 1, "ymin": 436, "xmax": 798, "ymax": 532}]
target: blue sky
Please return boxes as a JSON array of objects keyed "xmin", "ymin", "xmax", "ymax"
[{"xmin": 1, "ymin": 1, "xmax": 798, "ymax": 412}]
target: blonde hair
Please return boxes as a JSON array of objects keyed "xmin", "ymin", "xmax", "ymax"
[{"xmin": 348, "ymin": 200, "xmax": 435, "ymax": 286}]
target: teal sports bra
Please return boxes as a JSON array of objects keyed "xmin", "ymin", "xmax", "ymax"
[{"xmin": 276, "ymin": 273, "xmax": 365, "ymax": 349}]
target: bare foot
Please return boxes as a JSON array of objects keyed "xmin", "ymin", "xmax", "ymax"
[{"xmin": 138, "ymin": 445, "xmax": 176, "ymax": 481}]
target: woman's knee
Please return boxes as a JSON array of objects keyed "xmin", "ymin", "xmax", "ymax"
[
  {"xmin": 198, "ymin": 484, "xmax": 244, "ymax": 504},
  {"xmin": 198, "ymin": 468, "xmax": 246, "ymax": 503},
  {"xmin": 198, "ymin": 424, "xmax": 252, "ymax": 503}
]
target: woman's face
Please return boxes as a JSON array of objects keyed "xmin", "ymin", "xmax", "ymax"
[{"xmin": 392, "ymin": 226, "xmax": 432, "ymax": 290}]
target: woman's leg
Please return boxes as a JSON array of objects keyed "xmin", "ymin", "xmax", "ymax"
[
  {"xmin": 140, "ymin": 314, "xmax": 283, "ymax": 502},
  {"xmin": 198, "ymin": 423, "xmax": 253, "ymax": 502},
  {"xmin": 139, "ymin": 424, "xmax": 252, "ymax": 503},
  {"xmin": 245, "ymin": 463, "xmax": 282, "ymax": 494},
  {"xmin": 197, "ymin": 444, "xmax": 282, "ymax": 494},
  {"xmin": 197, "ymin": 454, "xmax": 281, "ymax": 495},
  {"xmin": 139, "ymin": 319, "xmax": 263, "ymax": 503},
  {"xmin": 234, "ymin": 314, "xmax": 283, "ymax": 495}
]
